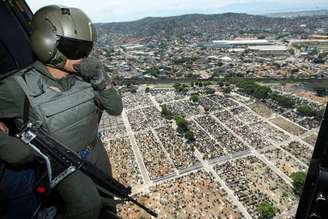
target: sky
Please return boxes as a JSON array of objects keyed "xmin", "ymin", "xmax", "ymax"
[{"xmin": 27, "ymin": 0, "xmax": 328, "ymax": 23}]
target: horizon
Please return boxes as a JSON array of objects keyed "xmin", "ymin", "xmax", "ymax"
[
  {"xmin": 27, "ymin": 0, "xmax": 328, "ymax": 23},
  {"xmin": 95, "ymin": 9, "xmax": 328, "ymax": 24}
]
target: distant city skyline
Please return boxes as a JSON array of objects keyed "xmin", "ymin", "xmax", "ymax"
[{"xmin": 27, "ymin": 0, "xmax": 328, "ymax": 23}]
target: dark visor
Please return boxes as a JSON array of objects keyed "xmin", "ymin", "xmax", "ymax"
[{"xmin": 57, "ymin": 36, "xmax": 93, "ymax": 60}]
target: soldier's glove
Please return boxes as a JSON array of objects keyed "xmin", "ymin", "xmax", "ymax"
[
  {"xmin": 74, "ymin": 56, "xmax": 111, "ymax": 91},
  {"xmin": 0, "ymin": 133, "xmax": 34, "ymax": 166}
]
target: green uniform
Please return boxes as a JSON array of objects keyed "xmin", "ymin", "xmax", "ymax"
[{"xmin": 0, "ymin": 61, "xmax": 123, "ymax": 219}]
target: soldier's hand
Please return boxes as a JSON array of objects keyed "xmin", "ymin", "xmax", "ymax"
[
  {"xmin": 0, "ymin": 132, "xmax": 34, "ymax": 166},
  {"xmin": 73, "ymin": 56, "xmax": 111, "ymax": 90},
  {"xmin": 0, "ymin": 122, "xmax": 9, "ymax": 134},
  {"xmin": 64, "ymin": 59, "xmax": 82, "ymax": 73}
]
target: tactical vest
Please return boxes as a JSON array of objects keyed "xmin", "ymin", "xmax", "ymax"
[{"xmin": 15, "ymin": 67, "xmax": 100, "ymax": 152}]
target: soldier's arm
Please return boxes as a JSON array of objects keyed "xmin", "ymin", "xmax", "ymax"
[
  {"xmin": 95, "ymin": 86, "xmax": 123, "ymax": 116},
  {"xmin": 0, "ymin": 126, "xmax": 34, "ymax": 166},
  {"xmin": 0, "ymin": 78, "xmax": 33, "ymax": 166},
  {"xmin": 74, "ymin": 57, "xmax": 124, "ymax": 116},
  {"xmin": 0, "ymin": 77, "xmax": 25, "ymax": 118}
]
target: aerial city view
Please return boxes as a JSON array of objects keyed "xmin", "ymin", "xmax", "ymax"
[
  {"xmin": 92, "ymin": 8, "xmax": 328, "ymax": 219},
  {"xmin": 10, "ymin": 0, "xmax": 328, "ymax": 218}
]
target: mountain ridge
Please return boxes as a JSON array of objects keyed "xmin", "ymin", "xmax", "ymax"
[
  {"xmin": 96, "ymin": 12, "xmax": 328, "ymax": 41},
  {"xmin": 265, "ymin": 9, "xmax": 328, "ymax": 17}
]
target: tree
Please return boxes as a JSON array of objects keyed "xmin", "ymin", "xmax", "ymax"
[
  {"xmin": 190, "ymin": 94, "xmax": 199, "ymax": 102},
  {"xmin": 205, "ymin": 87, "xmax": 215, "ymax": 95},
  {"xmin": 173, "ymin": 83, "xmax": 182, "ymax": 91},
  {"xmin": 173, "ymin": 83, "xmax": 188, "ymax": 93},
  {"xmin": 313, "ymin": 52, "xmax": 327, "ymax": 64},
  {"xmin": 257, "ymin": 202, "xmax": 276, "ymax": 219},
  {"xmin": 288, "ymin": 48, "xmax": 295, "ymax": 55},
  {"xmin": 185, "ymin": 130, "xmax": 195, "ymax": 142},
  {"xmin": 218, "ymin": 81, "xmax": 225, "ymax": 87},
  {"xmin": 161, "ymin": 105, "xmax": 173, "ymax": 120},
  {"xmin": 175, "ymin": 115, "xmax": 188, "ymax": 132},
  {"xmin": 223, "ymin": 86, "xmax": 231, "ymax": 95},
  {"xmin": 297, "ymin": 105, "xmax": 316, "ymax": 117},
  {"xmin": 268, "ymin": 93, "xmax": 294, "ymax": 108},
  {"xmin": 145, "ymin": 87, "xmax": 150, "ymax": 93},
  {"xmin": 291, "ymin": 171, "xmax": 306, "ymax": 196},
  {"xmin": 177, "ymin": 126, "xmax": 185, "ymax": 134},
  {"xmin": 254, "ymin": 86, "xmax": 272, "ymax": 99}
]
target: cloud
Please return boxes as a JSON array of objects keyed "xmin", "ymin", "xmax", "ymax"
[{"xmin": 26, "ymin": 0, "xmax": 328, "ymax": 22}]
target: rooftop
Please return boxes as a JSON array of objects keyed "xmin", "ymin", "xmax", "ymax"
[{"xmin": 212, "ymin": 39, "xmax": 270, "ymax": 45}]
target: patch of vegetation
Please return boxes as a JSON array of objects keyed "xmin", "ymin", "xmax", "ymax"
[
  {"xmin": 190, "ymin": 94, "xmax": 199, "ymax": 102},
  {"xmin": 185, "ymin": 130, "xmax": 195, "ymax": 142},
  {"xmin": 173, "ymin": 83, "xmax": 189, "ymax": 93},
  {"xmin": 268, "ymin": 93, "xmax": 295, "ymax": 108},
  {"xmin": 144, "ymin": 67, "xmax": 161, "ymax": 77},
  {"xmin": 257, "ymin": 201, "xmax": 276, "ymax": 219},
  {"xmin": 175, "ymin": 115, "xmax": 195, "ymax": 143},
  {"xmin": 205, "ymin": 87, "xmax": 215, "ymax": 95},
  {"xmin": 291, "ymin": 171, "xmax": 306, "ymax": 196},
  {"xmin": 145, "ymin": 87, "xmax": 150, "ymax": 93},
  {"xmin": 297, "ymin": 105, "xmax": 316, "ymax": 117},
  {"xmin": 161, "ymin": 105, "xmax": 173, "ymax": 120},
  {"xmin": 288, "ymin": 48, "xmax": 295, "ymax": 55},
  {"xmin": 175, "ymin": 115, "xmax": 189, "ymax": 132},
  {"xmin": 219, "ymin": 77, "xmax": 298, "ymax": 108},
  {"xmin": 160, "ymin": 109, "xmax": 196, "ymax": 142},
  {"xmin": 223, "ymin": 86, "xmax": 231, "ymax": 95}
]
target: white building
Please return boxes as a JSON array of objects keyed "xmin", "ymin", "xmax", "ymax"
[
  {"xmin": 121, "ymin": 44, "xmax": 144, "ymax": 50},
  {"xmin": 248, "ymin": 45, "xmax": 288, "ymax": 56},
  {"xmin": 211, "ymin": 39, "xmax": 273, "ymax": 48}
]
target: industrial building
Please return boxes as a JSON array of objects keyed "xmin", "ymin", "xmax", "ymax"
[
  {"xmin": 208, "ymin": 39, "xmax": 273, "ymax": 48},
  {"xmin": 248, "ymin": 45, "xmax": 288, "ymax": 56}
]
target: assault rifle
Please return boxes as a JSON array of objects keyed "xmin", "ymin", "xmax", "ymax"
[{"xmin": 17, "ymin": 122, "xmax": 158, "ymax": 218}]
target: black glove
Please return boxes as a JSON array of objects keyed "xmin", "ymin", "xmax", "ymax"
[
  {"xmin": 0, "ymin": 133, "xmax": 34, "ymax": 166},
  {"xmin": 74, "ymin": 56, "xmax": 111, "ymax": 91}
]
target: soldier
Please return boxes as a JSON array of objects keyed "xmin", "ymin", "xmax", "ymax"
[{"xmin": 0, "ymin": 5, "xmax": 123, "ymax": 219}]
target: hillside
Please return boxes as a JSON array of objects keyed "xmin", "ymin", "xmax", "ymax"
[
  {"xmin": 96, "ymin": 12, "xmax": 328, "ymax": 41},
  {"xmin": 266, "ymin": 10, "xmax": 328, "ymax": 18}
]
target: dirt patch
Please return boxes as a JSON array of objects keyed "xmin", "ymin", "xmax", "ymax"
[
  {"xmin": 296, "ymin": 91, "xmax": 328, "ymax": 105},
  {"xmin": 270, "ymin": 116, "xmax": 307, "ymax": 136},
  {"xmin": 249, "ymin": 102, "xmax": 273, "ymax": 118}
]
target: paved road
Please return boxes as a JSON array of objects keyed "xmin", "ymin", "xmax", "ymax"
[{"xmin": 121, "ymin": 109, "xmax": 152, "ymax": 186}]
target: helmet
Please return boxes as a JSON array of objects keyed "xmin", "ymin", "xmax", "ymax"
[{"xmin": 30, "ymin": 5, "xmax": 96, "ymax": 69}]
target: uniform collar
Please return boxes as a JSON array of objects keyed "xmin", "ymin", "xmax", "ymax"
[{"xmin": 33, "ymin": 61, "xmax": 70, "ymax": 81}]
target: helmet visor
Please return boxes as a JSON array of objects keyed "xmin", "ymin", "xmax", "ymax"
[{"xmin": 57, "ymin": 36, "xmax": 93, "ymax": 60}]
